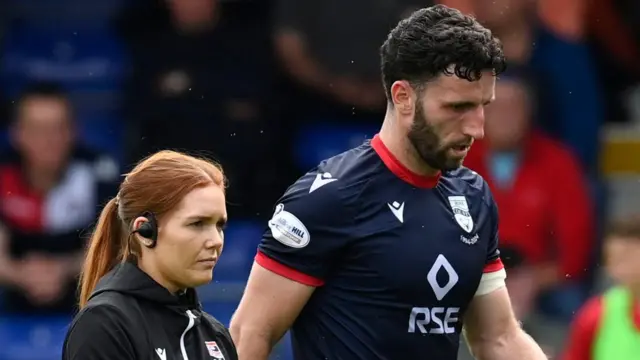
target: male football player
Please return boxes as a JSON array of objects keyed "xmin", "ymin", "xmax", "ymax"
[{"xmin": 230, "ymin": 5, "xmax": 548, "ymax": 360}]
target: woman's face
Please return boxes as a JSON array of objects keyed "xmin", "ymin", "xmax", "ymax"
[{"xmin": 139, "ymin": 184, "xmax": 227, "ymax": 292}]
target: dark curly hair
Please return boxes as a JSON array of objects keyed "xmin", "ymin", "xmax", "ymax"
[{"xmin": 380, "ymin": 5, "xmax": 506, "ymax": 101}]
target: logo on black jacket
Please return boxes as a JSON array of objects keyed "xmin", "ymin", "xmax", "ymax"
[{"xmin": 205, "ymin": 341, "xmax": 225, "ymax": 359}]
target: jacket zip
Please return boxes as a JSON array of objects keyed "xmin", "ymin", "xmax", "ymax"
[{"xmin": 179, "ymin": 310, "xmax": 197, "ymax": 360}]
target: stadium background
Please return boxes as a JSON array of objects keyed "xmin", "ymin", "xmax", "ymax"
[{"xmin": 0, "ymin": 0, "xmax": 637, "ymax": 359}]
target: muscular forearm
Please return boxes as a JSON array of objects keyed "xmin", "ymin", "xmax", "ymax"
[
  {"xmin": 471, "ymin": 328, "xmax": 547, "ymax": 360},
  {"xmin": 230, "ymin": 326, "xmax": 275, "ymax": 360}
]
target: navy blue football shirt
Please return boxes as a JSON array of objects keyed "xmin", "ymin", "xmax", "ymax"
[{"xmin": 257, "ymin": 134, "xmax": 505, "ymax": 360}]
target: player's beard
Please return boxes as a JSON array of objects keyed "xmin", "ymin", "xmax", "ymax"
[{"xmin": 407, "ymin": 102, "xmax": 470, "ymax": 172}]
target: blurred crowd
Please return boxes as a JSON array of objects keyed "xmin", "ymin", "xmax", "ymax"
[{"xmin": 0, "ymin": 0, "xmax": 638, "ymax": 359}]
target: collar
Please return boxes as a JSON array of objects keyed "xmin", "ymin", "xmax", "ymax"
[{"xmin": 371, "ymin": 134, "xmax": 440, "ymax": 188}]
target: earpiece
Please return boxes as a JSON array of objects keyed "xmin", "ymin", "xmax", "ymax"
[{"xmin": 132, "ymin": 211, "xmax": 158, "ymax": 248}]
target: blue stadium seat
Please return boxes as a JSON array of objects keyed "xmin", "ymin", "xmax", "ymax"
[
  {"xmin": 1, "ymin": 24, "xmax": 128, "ymax": 161},
  {"xmin": 0, "ymin": 316, "xmax": 70, "ymax": 360},
  {"xmin": 77, "ymin": 114, "xmax": 124, "ymax": 163},
  {"xmin": 212, "ymin": 220, "xmax": 264, "ymax": 282},
  {"xmin": 7, "ymin": 0, "xmax": 128, "ymax": 28},
  {"xmin": 294, "ymin": 123, "xmax": 378, "ymax": 170},
  {"xmin": 1, "ymin": 24, "xmax": 128, "ymax": 107}
]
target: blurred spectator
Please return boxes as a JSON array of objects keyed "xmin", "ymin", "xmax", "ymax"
[
  {"xmin": 563, "ymin": 215, "xmax": 640, "ymax": 360},
  {"xmin": 0, "ymin": 83, "xmax": 118, "ymax": 315},
  {"xmin": 588, "ymin": 0, "xmax": 640, "ymax": 124},
  {"xmin": 121, "ymin": 0, "xmax": 279, "ymax": 217},
  {"xmin": 464, "ymin": 75, "xmax": 594, "ymax": 321},
  {"xmin": 273, "ymin": 0, "xmax": 425, "ymax": 122},
  {"xmin": 451, "ymin": 0, "xmax": 603, "ymax": 172}
]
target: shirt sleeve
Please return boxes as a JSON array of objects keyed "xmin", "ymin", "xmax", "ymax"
[
  {"xmin": 562, "ymin": 296, "xmax": 602, "ymax": 360},
  {"xmin": 484, "ymin": 187, "xmax": 505, "ymax": 273},
  {"xmin": 475, "ymin": 184, "xmax": 506, "ymax": 296},
  {"xmin": 63, "ymin": 305, "xmax": 137, "ymax": 360},
  {"xmin": 256, "ymin": 171, "xmax": 354, "ymax": 287}
]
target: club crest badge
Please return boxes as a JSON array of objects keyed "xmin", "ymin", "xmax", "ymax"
[
  {"xmin": 447, "ymin": 196, "xmax": 474, "ymax": 233},
  {"xmin": 205, "ymin": 341, "xmax": 225, "ymax": 359}
]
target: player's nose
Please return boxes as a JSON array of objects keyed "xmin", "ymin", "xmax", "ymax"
[{"xmin": 463, "ymin": 109, "xmax": 485, "ymax": 140}]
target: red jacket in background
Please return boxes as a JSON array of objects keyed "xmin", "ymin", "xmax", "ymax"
[{"xmin": 464, "ymin": 131, "xmax": 594, "ymax": 280}]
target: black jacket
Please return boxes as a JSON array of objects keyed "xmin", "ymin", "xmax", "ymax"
[{"xmin": 63, "ymin": 262, "xmax": 238, "ymax": 360}]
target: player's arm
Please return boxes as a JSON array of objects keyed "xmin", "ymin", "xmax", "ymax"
[
  {"xmin": 230, "ymin": 262, "xmax": 315, "ymax": 360},
  {"xmin": 463, "ymin": 193, "xmax": 547, "ymax": 360},
  {"xmin": 464, "ymin": 287, "xmax": 547, "ymax": 360},
  {"xmin": 230, "ymin": 175, "xmax": 352, "ymax": 360}
]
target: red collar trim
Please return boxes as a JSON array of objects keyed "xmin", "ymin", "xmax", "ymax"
[{"xmin": 371, "ymin": 134, "xmax": 440, "ymax": 188}]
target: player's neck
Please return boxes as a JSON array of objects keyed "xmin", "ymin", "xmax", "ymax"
[{"xmin": 379, "ymin": 117, "xmax": 440, "ymax": 177}]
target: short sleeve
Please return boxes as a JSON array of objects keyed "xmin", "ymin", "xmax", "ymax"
[
  {"xmin": 256, "ymin": 171, "xmax": 354, "ymax": 287},
  {"xmin": 484, "ymin": 189, "xmax": 504, "ymax": 273},
  {"xmin": 63, "ymin": 305, "xmax": 136, "ymax": 360},
  {"xmin": 475, "ymin": 184, "xmax": 506, "ymax": 296}
]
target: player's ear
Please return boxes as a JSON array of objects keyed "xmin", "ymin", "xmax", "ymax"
[
  {"xmin": 390, "ymin": 80, "xmax": 415, "ymax": 117},
  {"xmin": 132, "ymin": 216, "xmax": 155, "ymax": 248}
]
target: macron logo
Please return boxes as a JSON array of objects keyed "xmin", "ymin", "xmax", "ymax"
[
  {"xmin": 309, "ymin": 172, "xmax": 337, "ymax": 193},
  {"xmin": 387, "ymin": 201, "xmax": 404, "ymax": 223},
  {"xmin": 155, "ymin": 348, "xmax": 167, "ymax": 360}
]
